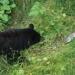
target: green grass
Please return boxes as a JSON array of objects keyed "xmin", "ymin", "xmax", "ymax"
[
  {"xmin": 0, "ymin": 0, "xmax": 75, "ymax": 75},
  {"xmin": 2, "ymin": 42, "xmax": 74, "ymax": 75}
]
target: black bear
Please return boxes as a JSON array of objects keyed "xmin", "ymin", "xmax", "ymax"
[{"xmin": 0, "ymin": 24, "xmax": 41, "ymax": 64}]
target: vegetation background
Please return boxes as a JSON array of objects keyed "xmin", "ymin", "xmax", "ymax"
[{"xmin": 0, "ymin": 0, "xmax": 75, "ymax": 75}]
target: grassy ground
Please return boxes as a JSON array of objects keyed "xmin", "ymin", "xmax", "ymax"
[{"xmin": 0, "ymin": 0, "xmax": 75, "ymax": 75}]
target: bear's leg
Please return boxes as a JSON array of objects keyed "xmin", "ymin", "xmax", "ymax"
[
  {"xmin": 7, "ymin": 50, "xmax": 14, "ymax": 64},
  {"xmin": 13, "ymin": 50, "xmax": 20, "ymax": 62},
  {"xmin": 7, "ymin": 50, "xmax": 20, "ymax": 64}
]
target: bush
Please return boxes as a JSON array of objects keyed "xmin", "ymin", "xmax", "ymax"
[{"xmin": 0, "ymin": 0, "xmax": 16, "ymax": 23}]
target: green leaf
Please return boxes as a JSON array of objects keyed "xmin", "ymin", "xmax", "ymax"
[
  {"xmin": 0, "ymin": 0, "xmax": 9, "ymax": 4},
  {"xmin": 0, "ymin": 14, "xmax": 3, "ymax": 18},
  {"xmin": 2, "ymin": 4, "xmax": 11, "ymax": 10},
  {"xmin": 5, "ymin": 10, "xmax": 11, "ymax": 14},
  {"xmin": 0, "ymin": 10, "xmax": 4, "ymax": 14},
  {"xmin": 10, "ymin": 4, "xmax": 16, "ymax": 8},
  {"xmin": 1, "ymin": 14, "xmax": 9, "ymax": 22}
]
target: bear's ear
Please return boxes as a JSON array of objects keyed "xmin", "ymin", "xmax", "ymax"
[{"xmin": 29, "ymin": 24, "xmax": 34, "ymax": 29}]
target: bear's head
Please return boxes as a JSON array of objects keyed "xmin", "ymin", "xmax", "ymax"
[{"xmin": 25, "ymin": 24, "xmax": 41, "ymax": 46}]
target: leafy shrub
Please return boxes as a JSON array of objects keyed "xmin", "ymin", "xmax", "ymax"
[
  {"xmin": 0, "ymin": 0, "xmax": 16, "ymax": 23},
  {"xmin": 28, "ymin": 1, "xmax": 45, "ymax": 17}
]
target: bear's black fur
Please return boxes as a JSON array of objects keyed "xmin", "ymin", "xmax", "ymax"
[{"xmin": 0, "ymin": 24, "xmax": 41, "ymax": 64}]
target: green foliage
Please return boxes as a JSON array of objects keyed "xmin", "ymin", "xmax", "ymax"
[
  {"xmin": 0, "ymin": 0, "xmax": 16, "ymax": 23},
  {"xmin": 28, "ymin": 1, "xmax": 45, "ymax": 17},
  {"xmin": 54, "ymin": 0, "xmax": 75, "ymax": 16}
]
